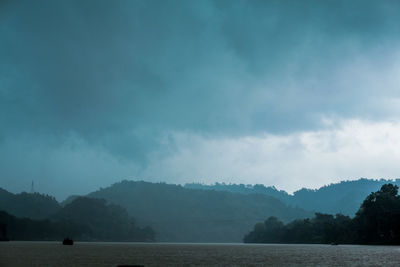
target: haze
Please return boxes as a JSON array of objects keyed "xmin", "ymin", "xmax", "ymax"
[{"xmin": 1, "ymin": 0, "xmax": 400, "ymax": 200}]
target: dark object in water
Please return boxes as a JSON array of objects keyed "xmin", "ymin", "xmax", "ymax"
[
  {"xmin": 331, "ymin": 242, "xmax": 338, "ymax": 245},
  {"xmin": 62, "ymin": 238, "xmax": 74, "ymax": 245},
  {"xmin": 117, "ymin": 265, "xmax": 144, "ymax": 267}
]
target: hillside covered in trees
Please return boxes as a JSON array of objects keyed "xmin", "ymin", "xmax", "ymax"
[
  {"xmin": 0, "ymin": 192, "xmax": 154, "ymax": 242},
  {"xmin": 88, "ymin": 181, "xmax": 312, "ymax": 242},
  {"xmin": 244, "ymin": 184, "xmax": 400, "ymax": 245},
  {"xmin": 0, "ymin": 188, "xmax": 60, "ymax": 220},
  {"xmin": 3, "ymin": 178, "xmax": 400, "ymax": 243},
  {"xmin": 186, "ymin": 178, "xmax": 400, "ymax": 215}
]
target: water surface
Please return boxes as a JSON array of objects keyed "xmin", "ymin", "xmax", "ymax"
[{"xmin": 1, "ymin": 242, "xmax": 400, "ymax": 266}]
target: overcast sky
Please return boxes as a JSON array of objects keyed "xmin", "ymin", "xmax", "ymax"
[{"xmin": 2, "ymin": 0, "xmax": 400, "ymax": 200}]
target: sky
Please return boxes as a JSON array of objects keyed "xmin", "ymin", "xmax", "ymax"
[{"xmin": 2, "ymin": 0, "xmax": 400, "ymax": 200}]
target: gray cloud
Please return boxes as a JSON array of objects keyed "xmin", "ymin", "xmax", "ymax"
[{"xmin": 1, "ymin": 0, "xmax": 400, "ymax": 198}]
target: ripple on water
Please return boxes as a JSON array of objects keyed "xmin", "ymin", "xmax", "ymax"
[{"xmin": 1, "ymin": 242, "xmax": 400, "ymax": 267}]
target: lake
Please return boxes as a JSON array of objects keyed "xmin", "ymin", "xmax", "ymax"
[{"xmin": 1, "ymin": 242, "xmax": 400, "ymax": 266}]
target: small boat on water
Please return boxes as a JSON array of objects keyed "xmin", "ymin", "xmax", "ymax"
[{"xmin": 62, "ymin": 238, "xmax": 74, "ymax": 245}]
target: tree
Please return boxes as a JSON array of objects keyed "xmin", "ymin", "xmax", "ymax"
[
  {"xmin": 244, "ymin": 184, "xmax": 400, "ymax": 245},
  {"xmin": 243, "ymin": 216, "xmax": 284, "ymax": 243},
  {"xmin": 354, "ymin": 184, "xmax": 400, "ymax": 244}
]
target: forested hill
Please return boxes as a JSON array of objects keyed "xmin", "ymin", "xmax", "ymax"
[
  {"xmin": 185, "ymin": 178, "xmax": 400, "ymax": 216},
  {"xmin": 185, "ymin": 183, "xmax": 292, "ymax": 203},
  {"xmin": 0, "ymin": 197, "xmax": 154, "ymax": 242},
  {"xmin": 244, "ymin": 184, "xmax": 400, "ymax": 245},
  {"xmin": 3, "ymin": 178, "xmax": 396, "ymax": 242},
  {"xmin": 0, "ymin": 188, "xmax": 60, "ymax": 219},
  {"xmin": 88, "ymin": 181, "xmax": 312, "ymax": 242}
]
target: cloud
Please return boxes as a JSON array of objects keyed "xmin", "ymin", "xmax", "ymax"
[
  {"xmin": 0, "ymin": 133, "xmax": 140, "ymax": 200},
  {"xmin": 2, "ymin": 0, "xmax": 400, "ymax": 197},
  {"xmin": 3, "ymin": 118, "xmax": 400, "ymax": 200},
  {"xmin": 2, "ymin": 0, "xmax": 400, "ymax": 138},
  {"xmin": 141, "ymin": 119, "xmax": 400, "ymax": 193}
]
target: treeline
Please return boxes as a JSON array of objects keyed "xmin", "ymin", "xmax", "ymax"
[
  {"xmin": 88, "ymin": 180, "xmax": 312, "ymax": 242},
  {"xmin": 0, "ymin": 211, "xmax": 82, "ymax": 241},
  {"xmin": 0, "ymin": 182, "xmax": 311, "ymax": 242},
  {"xmin": 244, "ymin": 184, "xmax": 400, "ymax": 245},
  {"xmin": 0, "ymin": 196, "xmax": 155, "ymax": 242},
  {"xmin": 0, "ymin": 188, "xmax": 60, "ymax": 219},
  {"xmin": 186, "ymin": 178, "xmax": 400, "ymax": 215}
]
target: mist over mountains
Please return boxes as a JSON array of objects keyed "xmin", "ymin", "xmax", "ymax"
[
  {"xmin": 1, "ymin": 178, "xmax": 399, "ymax": 242},
  {"xmin": 0, "ymin": 188, "xmax": 60, "ymax": 220},
  {"xmin": 87, "ymin": 181, "xmax": 310, "ymax": 242},
  {"xmin": 0, "ymin": 191, "xmax": 154, "ymax": 242},
  {"xmin": 186, "ymin": 178, "xmax": 400, "ymax": 216}
]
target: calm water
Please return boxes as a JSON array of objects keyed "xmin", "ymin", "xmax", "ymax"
[{"xmin": 1, "ymin": 242, "xmax": 400, "ymax": 266}]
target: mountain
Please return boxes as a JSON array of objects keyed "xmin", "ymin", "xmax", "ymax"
[
  {"xmin": 185, "ymin": 183, "xmax": 292, "ymax": 204},
  {"xmin": 0, "ymin": 210, "xmax": 81, "ymax": 241},
  {"xmin": 0, "ymin": 196, "xmax": 154, "ymax": 241},
  {"xmin": 244, "ymin": 184, "xmax": 400, "ymax": 245},
  {"xmin": 186, "ymin": 179, "xmax": 400, "ymax": 216},
  {"xmin": 87, "ymin": 180, "xmax": 312, "ymax": 242},
  {"xmin": 53, "ymin": 197, "xmax": 154, "ymax": 241},
  {"xmin": 60, "ymin": 195, "xmax": 80, "ymax": 206},
  {"xmin": 0, "ymin": 189, "xmax": 61, "ymax": 219},
  {"xmin": 3, "ymin": 178, "xmax": 395, "ymax": 242}
]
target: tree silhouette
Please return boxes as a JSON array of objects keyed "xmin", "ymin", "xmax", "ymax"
[
  {"xmin": 354, "ymin": 184, "xmax": 400, "ymax": 244},
  {"xmin": 244, "ymin": 184, "xmax": 400, "ymax": 245}
]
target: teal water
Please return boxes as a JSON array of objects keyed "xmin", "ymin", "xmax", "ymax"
[{"xmin": 1, "ymin": 242, "xmax": 400, "ymax": 266}]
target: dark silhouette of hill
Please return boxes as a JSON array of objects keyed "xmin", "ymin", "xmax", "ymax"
[
  {"xmin": 244, "ymin": 184, "xmax": 400, "ymax": 245},
  {"xmin": 0, "ymin": 210, "xmax": 82, "ymax": 241},
  {"xmin": 185, "ymin": 183, "xmax": 292, "ymax": 203},
  {"xmin": 0, "ymin": 196, "xmax": 154, "ymax": 241},
  {"xmin": 53, "ymin": 197, "xmax": 154, "ymax": 241},
  {"xmin": 87, "ymin": 180, "xmax": 312, "ymax": 242},
  {"xmin": 4, "ymin": 178, "xmax": 397, "ymax": 242},
  {"xmin": 186, "ymin": 178, "xmax": 400, "ymax": 215},
  {"xmin": 0, "ymin": 188, "xmax": 61, "ymax": 219},
  {"xmin": 60, "ymin": 195, "xmax": 80, "ymax": 206}
]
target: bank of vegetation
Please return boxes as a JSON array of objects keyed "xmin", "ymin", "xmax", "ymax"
[
  {"xmin": 244, "ymin": 184, "xmax": 400, "ymax": 245},
  {"xmin": 3, "ymin": 180, "xmax": 400, "ymax": 244},
  {"xmin": 186, "ymin": 178, "xmax": 400, "ymax": 216},
  {"xmin": 0, "ymin": 196, "xmax": 154, "ymax": 242},
  {"xmin": 88, "ymin": 180, "xmax": 311, "ymax": 242}
]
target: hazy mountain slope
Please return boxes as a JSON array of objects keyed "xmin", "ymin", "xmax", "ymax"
[
  {"xmin": 185, "ymin": 183, "xmax": 291, "ymax": 203},
  {"xmin": 0, "ymin": 189, "xmax": 61, "ymax": 219},
  {"xmin": 186, "ymin": 179, "xmax": 400, "ymax": 216},
  {"xmin": 53, "ymin": 197, "xmax": 155, "ymax": 241},
  {"xmin": 0, "ymin": 210, "xmax": 81, "ymax": 241},
  {"xmin": 0, "ymin": 197, "xmax": 154, "ymax": 241},
  {"xmin": 87, "ymin": 180, "xmax": 312, "ymax": 242},
  {"xmin": 60, "ymin": 195, "xmax": 80, "ymax": 207}
]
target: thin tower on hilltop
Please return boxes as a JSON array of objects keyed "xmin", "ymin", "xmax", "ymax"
[{"xmin": 30, "ymin": 180, "xmax": 35, "ymax": 194}]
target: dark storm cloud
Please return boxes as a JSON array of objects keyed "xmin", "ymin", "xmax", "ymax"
[{"xmin": 1, "ymin": 0, "xmax": 400, "ymax": 197}]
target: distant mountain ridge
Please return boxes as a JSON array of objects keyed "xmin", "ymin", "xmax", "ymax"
[
  {"xmin": 87, "ymin": 180, "xmax": 312, "ymax": 242},
  {"xmin": 52, "ymin": 197, "xmax": 155, "ymax": 241},
  {"xmin": 244, "ymin": 184, "xmax": 400, "ymax": 245},
  {"xmin": 0, "ymin": 183, "xmax": 312, "ymax": 242},
  {"xmin": 185, "ymin": 178, "xmax": 400, "ymax": 215},
  {"xmin": 0, "ymin": 192, "xmax": 154, "ymax": 241},
  {"xmin": 0, "ymin": 189, "xmax": 60, "ymax": 220},
  {"xmin": 2, "ymin": 178, "xmax": 400, "ymax": 242}
]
